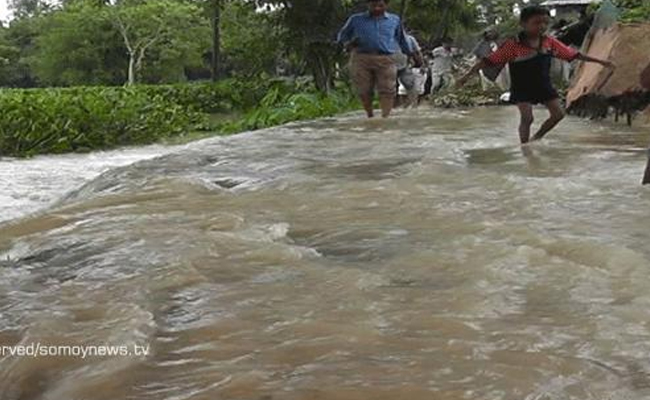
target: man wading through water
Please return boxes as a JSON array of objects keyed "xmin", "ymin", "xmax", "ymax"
[{"xmin": 338, "ymin": 0, "xmax": 417, "ymax": 118}]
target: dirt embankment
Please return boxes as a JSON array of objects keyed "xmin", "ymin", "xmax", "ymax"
[{"xmin": 567, "ymin": 23, "xmax": 650, "ymax": 125}]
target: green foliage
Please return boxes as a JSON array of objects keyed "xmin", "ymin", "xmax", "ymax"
[
  {"xmin": 1, "ymin": 16, "xmax": 40, "ymax": 87},
  {"xmin": 221, "ymin": 1, "xmax": 282, "ymax": 77},
  {"xmin": 224, "ymin": 81, "xmax": 359, "ymax": 132},
  {"xmin": 258, "ymin": 0, "xmax": 351, "ymax": 92},
  {"xmin": 33, "ymin": 2, "xmax": 126, "ymax": 86},
  {"xmin": 8, "ymin": 0, "xmax": 52, "ymax": 19},
  {"xmin": 1, "ymin": 0, "xmax": 212, "ymax": 87},
  {"xmin": 405, "ymin": 0, "xmax": 478, "ymax": 45},
  {"xmin": 0, "ymin": 27, "xmax": 22, "ymax": 86},
  {"xmin": 136, "ymin": 77, "xmax": 289, "ymax": 113},
  {"xmin": 110, "ymin": 0, "xmax": 211, "ymax": 84},
  {"xmin": 0, "ymin": 77, "xmax": 357, "ymax": 156},
  {"xmin": 616, "ymin": 0, "xmax": 650, "ymax": 22},
  {"xmin": 0, "ymin": 86, "xmax": 207, "ymax": 156}
]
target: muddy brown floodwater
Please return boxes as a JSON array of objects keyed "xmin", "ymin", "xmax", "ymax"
[{"xmin": 1, "ymin": 107, "xmax": 650, "ymax": 400}]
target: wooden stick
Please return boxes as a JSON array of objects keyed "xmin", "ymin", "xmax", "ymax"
[{"xmin": 643, "ymin": 151, "xmax": 650, "ymax": 185}]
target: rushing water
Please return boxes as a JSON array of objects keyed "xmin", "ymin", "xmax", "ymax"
[
  {"xmin": 0, "ymin": 145, "xmax": 176, "ymax": 223},
  {"xmin": 1, "ymin": 107, "xmax": 650, "ymax": 400}
]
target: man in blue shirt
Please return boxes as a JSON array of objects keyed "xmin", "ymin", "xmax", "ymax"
[{"xmin": 338, "ymin": 0, "xmax": 415, "ymax": 118}]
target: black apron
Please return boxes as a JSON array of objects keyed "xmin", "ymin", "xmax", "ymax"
[{"xmin": 509, "ymin": 37, "xmax": 559, "ymax": 105}]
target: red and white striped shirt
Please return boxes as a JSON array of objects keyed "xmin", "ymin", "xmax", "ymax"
[{"xmin": 487, "ymin": 36, "xmax": 579, "ymax": 65}]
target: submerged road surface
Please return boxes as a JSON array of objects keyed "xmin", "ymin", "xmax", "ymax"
[{"xmin": 1, "ymin": 107, "xmax": 650, "ymax": 400}]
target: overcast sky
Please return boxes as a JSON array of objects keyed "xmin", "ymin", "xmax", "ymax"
[{"xmin": 0, "ymin": 0, "xmax": 10, "ymax": 22}]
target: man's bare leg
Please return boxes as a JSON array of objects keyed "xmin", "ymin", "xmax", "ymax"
[
  {"xmin": 360, "ymin": 93, "xmax": 374, "ymax": 118},
  {"xmin": 379, "ymin": 95, "xmax": 394, "ymax": 118},
  {"xmin": 517, "ymin": 103, "xmax": 534, "ymax": 144},
  {"xmin": 532, "ymin": 98, "xmax": 565, "ymax": 141},
  {"xmin": 643, "ymin": 154, "xmax": 650, "ymax": 185},
  {"xmin": 350, "ymin": 54, "xmax": 375, "ymax": 118},
  {"xmin": 377, "ymin": 59, "xmax": 397, "ymax": 118}
]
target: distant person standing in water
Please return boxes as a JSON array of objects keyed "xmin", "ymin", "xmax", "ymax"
[
  {"xmin": 458, "ymin": 6, "xmax": 615, "ymax": 144},
  {"xmin": 430, "ymin": 39, "xmax": 455, "ymax": 94},
  {"xmin": 338, "ymin": 0, "xmax": 415, "ymax": 118},
  {"xmin": 395, "ymin": 32, "xmax": 425, "ymax": 108},
  {"xmin": 472, "ymin": 28, "xmax": 509, "ymax": 91}
]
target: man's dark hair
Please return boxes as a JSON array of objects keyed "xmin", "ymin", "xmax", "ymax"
[{"xmin": 520, "ymin": 5, "xmax": 551, "ymax": 22}]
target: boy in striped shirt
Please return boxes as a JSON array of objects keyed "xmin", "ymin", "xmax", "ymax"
[{"xmin": 458, "ymin": 6, "xmax": 615, "ymax": 144}]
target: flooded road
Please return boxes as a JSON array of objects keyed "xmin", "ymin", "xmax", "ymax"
[{"xmin": 1, "ymin": 107, "xmax": 650, "ymax": 400}]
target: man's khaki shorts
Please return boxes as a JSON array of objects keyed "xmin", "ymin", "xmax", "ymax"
[{"xmin": 350, "ymin": 53, "xmax": 397, "ymax": 97}]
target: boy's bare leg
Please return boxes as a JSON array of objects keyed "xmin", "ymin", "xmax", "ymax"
[
  {"xmin": 643, "ymin": 154, "xmax": 650, "ymax": 185},
  {"xmin": 533, "ymin": 98, "xmax": 565, "ymax": 141},
  {"xmin": 517, "ymin": 103, "xmax": 534, "ymax": 144}
]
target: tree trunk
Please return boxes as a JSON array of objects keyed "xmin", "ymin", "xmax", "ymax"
[
  {"xmin": 435, "ymin": 0, "xmax": 452, "ymax": 43},
  {"xmin": 211, "ymin": 0, "xmax": 221, "ymax": 82},
  {"xmin": 306, "ymin": 43, "xmax": 334, "ymax": 93},
  {"xmin": 399, "ymin": 0, "xmax": 408, "ymax": 20},
  {"xmin": 127, "ymin": 54, "xmax": 136, "ymax": 85}
]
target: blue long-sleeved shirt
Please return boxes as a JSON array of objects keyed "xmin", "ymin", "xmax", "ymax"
[{"xmin": 337, "ymin": 12, "xmax": 412, "ymax": 56}]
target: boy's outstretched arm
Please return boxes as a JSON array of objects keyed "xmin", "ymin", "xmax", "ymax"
[
  {"xmin": 576, "ymin": 53, "xmax": 616, "ymax": 69},
  {"xmin": 457, "ymin": 60, "xmax": 488, "ymax": 87}
]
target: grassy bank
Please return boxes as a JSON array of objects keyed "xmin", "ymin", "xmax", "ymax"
[{"xmin": 0, "ymin": 79, "xmax": 360, "ymax": 157}]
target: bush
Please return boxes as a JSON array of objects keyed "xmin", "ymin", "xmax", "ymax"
[
  {"xmin": 0, "ymin": 77, "xmax": 359, "ymax": 157},
  {"xmin": 0, "ymin": 86, "xmax": 210, "ymax": 156},
  {"xmin": 615, "ymin": 0, "xmax": 650, "ymax": 22},
  {"xmin": 224, "ymin": 83, "xmax": 359, "ymax": 132},
  {"xmin": 137, "ymin": 78, "xmax": 287, "ymax": 113},
  {"xmin": 0, "ymin": 77, "xmax": 302, "ymax": 157}
]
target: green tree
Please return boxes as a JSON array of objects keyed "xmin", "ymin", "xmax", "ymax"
[
  {"xmin": 259, "ymin": 0, "xmax": 353, "ymax": 92},
  {"xmin": 8, "ymin": 0, "xmax": 52, "ymax": 19},
  {"xmin": 208, "ymin": 0, "xmax": 222, "ymax": 80},
  {"xmin": 403, "ymin": 0, "xmax": 477, "ymax": 45},
  {"xmin": 221, "ymin": 0, "xmax": 282, "ymax": 77},
  {"xmin": 1, "ymin": 15, "xmax": 41, "ymax": 87},
  {"xmin": 32, "ymin": 1, "xmax": 126, "ymax": 86},
  {"xmin": 111, "ymin": 0, "xmax": 210, "ymax": 85},
  {"xmin": 0, "ymin": 26, "xmax": 22, "ymax": 86},
  {"xmin": 615, "ymin": 0, "xmax": 650, "ymax": 21}
]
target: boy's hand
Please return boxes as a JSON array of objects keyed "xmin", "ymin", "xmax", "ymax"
[{"xmin": 602, "ymin": 60, "xmax": 616, "ymax": 70}]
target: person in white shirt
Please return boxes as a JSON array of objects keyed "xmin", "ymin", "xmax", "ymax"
[
  {"xmin": 430, "ymin": 39, "xmax": 455, "ymax": 94},
  {"xmin": 395, "ymin": 34, "xmax": 424, "ymax": 107}
]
